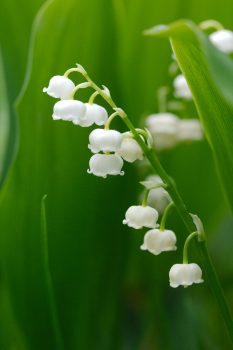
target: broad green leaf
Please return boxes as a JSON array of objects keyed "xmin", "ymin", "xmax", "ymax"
[
  {"xmin": 146, "ymin": 20, "xmax": 233, "ymax": 212},
  {"xmin": 0, "ymin": 0, "xmax": 45, "ymax": 186}
]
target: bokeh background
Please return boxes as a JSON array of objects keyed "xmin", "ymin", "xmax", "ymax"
[{"xmin": 0, "ymin": 0, "xmax": 233, "ymax": 349}]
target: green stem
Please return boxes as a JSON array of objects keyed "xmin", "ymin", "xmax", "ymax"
[
  {"xmin": 41, "ymin": 195, "xmax": 64, "ymax": 350},
  {"xmin": 160, "ymin": 202, "xmax": 174, "ymax": 231},
  {"xmin": 199, "ymin": 20, "xmax": 224, "ymax": 31},
  {"xmin": 199, "ymin": 242, "xmax": 233, "ymax": 341},
  {"xmin": 142, "ymin": 189, "xmax": 150, "ymax": 207},
  {"xmin": 157, "ymin": 86, "xmax": 168, "ymax": 113},
  {"xmin": 135, "ymin": 128, "xmax": 148, "ymax": 140},
  {"xmin": 71, "ymin": 82, "xmax": 92, "ymax": 99},
  {"xmin": 105, "ymin": 111, "xmax": 120, "ymax": 130},
  {"xmin": 89, "ymin": 90, "xmax": 99, "ymax": 104},
  {"xmin": 77, "ymin": 69, "xmax": 233, "ymax": 343},
  {"xmin": 183, "ymin": 231, "xmax": 198, "ymax": 264}
]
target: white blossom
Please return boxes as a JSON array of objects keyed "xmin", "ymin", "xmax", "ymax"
[
  {"xmin": 88, "ymin": 129, "xmax": 122, "ymax": 153},
  {"xmin": 146, "ymin": 113, "xmax": 179, "ymax": 150},
  {"xmin": 173, "ymin": 74, "xmax": 192, "ymax": 100},
  {"xmin": 83, "ymin": 103, "xmax": 108, "ymax": 126},
  {"xmin": 144, "ymin": 175, "xmax": 170, "ymax": 214},
  {"xmin": 177, "ymin": 119, "xmax": 203, "ymax": 142},
  {"xmin": 209, "ymin": 29, "xmax": 233, "ymax": 54},
  {"xmin": 52, "ymin": 100, "xmax": 86, "ymax": 122},
  {"xmin": 87, "ymin": 154, "xmax": 124, "ymax": 178},
  {"xmin": 117, "ymin": 134, "xmax": 143, "ymax": 162},
  {"xmin": 43, "ymin": 75, "xmax": 75, "ymax": 100},
  {"xmin": 169, "ymin": 263, "xmax": 204, "ymax": 288},
  {"xmin": 140, "ymin": 229, "xmax": 177, "ymax": 255},
  {"xmin": 123, "ymin": 205, "xmax": 158, "ymax": 229}
]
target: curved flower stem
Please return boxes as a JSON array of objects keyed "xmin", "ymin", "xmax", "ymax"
[
  {"xmin": 199, "ymin": 19, "xmax": 224, "ymax": 31},
  {"xmin": 89, "ymin": 91, "xmax": 100, "ymax": 104},
  {"xmin": 71, "ymin": 82, "xmax": 92, "ymax": 99},
  {"xmin": 160, "ymin": 202, "xmax": 175, "ymax": 231},
  {"xmin": 183, "ymin": 231, "xmax": 198, "ymax": 264},
  {"xmin": 135, "ymin": 128, "xmax": 148, "ymax": 141},
  {"xmin": 77, "ymin": 67, "xmax": 233, "ymax": 343},
  {"xmin": 104, "ymin": 111, "xmax": 121, "ymax": 130}
]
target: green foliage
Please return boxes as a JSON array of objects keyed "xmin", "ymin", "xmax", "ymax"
[
  {"xmin": 0, "ymin": 0, "xmax": 233, "ymax": 349},
  {"xmin": 147, "ymin": 20, "xmax": 233, "ymax": 212}
]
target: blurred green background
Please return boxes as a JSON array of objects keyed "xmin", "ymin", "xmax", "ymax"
[{"xmin": 0, "ymin": 0, "xmax": 233, "ymax": 349}]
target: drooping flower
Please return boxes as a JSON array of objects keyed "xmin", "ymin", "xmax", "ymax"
[
  {"xmin": 123, "ymin": 205, "xmax": 158, "ymax": 229},
  {"xmin": 88, "ymin": 129, "xmax": 122, "ymax": 153},
  {"xmin": 117, "ymin": 133, "xmax": 143, "ymax": 162},
  {"xmin": 83, "ymin": 103, "xmax": 108, "ymax": 126},
  {"xmin": 177, "ymin": 119, "xmax": 203, "ymax": 142},
  {"xmin": 146, "ymin": 113, "xmax": 179, "ymax": 150},
  {"xmin": 43, "ymin": 75, "xmax": 75, "ymax": 100},
  {"xmin": 143, "ymin": 175, "xmax": 170, "ymax": 214},
  {"xmin": 169, "ymin": 263, "xmax": 204, "ymax": 288},
  {"xmin": 87, "ymin": 154, "xmax": 124, "ymax": 178},
  {"xmin": 140, "ymin": 229, "xmax": 177, "ymax": 255},
  {"xmin": 52, "ymin": 100, "xmax": 86, "ymax": 122},
  {"xmin": 209, "ymin": 29, "xmax": 233, "ymax": 54},
  {"xmin": 173, "ymin": 74, "xmax": 192, "ymax": 100}
]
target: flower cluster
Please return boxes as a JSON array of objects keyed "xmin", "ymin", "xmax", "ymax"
[
  {"xmin": 122, "ymin": 201, "xmax": 177, "ymax": 256},
  {"xmin": 43, "ymin": 73, "xmax": 144, "ymax": 179},
  {"xmin": 146, "ymin": 113, "xmax": 203, "ymax": 150},
  {"xmin": 123, "ymin": 181, "xmax": 203, "ymax": 287},
  {"xmin": 144, "ymin": 24, "xmax": 233, "ymax": 153},
  {"xmin": 44, "ymin": 64, "xmax": 204, "ymax": 288}
]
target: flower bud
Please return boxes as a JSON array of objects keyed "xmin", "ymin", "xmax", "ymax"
[
  {"xmin": 123, "ymin": 205, "xmax": 158, "ymax": 229},
  {"xmin": 88, "ymin": 129, "xmax": 122, "ymax": 153},
  {"xmin": 169, "ymin": 263, "xmax": 204, "ymax": 288},
  {"xmin": 146, "ymin": 113, "xmax": 179, "ymax": 150},
  {"xmin": 43, "ymin": 75, "xmax": 75, "ymax": 100},
  {"xmin": 117, "ymin": 135, "xmax": 143, "ymax": 162},
  {"xmin": 52, "ymin": 100, "xmax": 86, "ymax": 122},
  {"xmin": 87, "ymin": 154, "xmax": 124, "ymax": 178},
  {"xmin": 173, "ymin": 74, "xmax": 192, "ymax": 100},
  {"xmin": 177, "ymin": 119, "xmax": 203, "ymax": 142},
  {"xmin": 209, "ymin": 29, "xmax": 233, "ymax": 54},
  {"xmin": 140, "ymin": 229, "xmax": 177, "ymax": 255},
  {"xmin": 84, "ymin": 103, "xmax": 108, "ymax": 126}
]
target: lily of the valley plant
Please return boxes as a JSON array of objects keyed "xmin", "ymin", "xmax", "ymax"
[{"xmin": 43, "ymin": 19, "xmax": 233, "ymax": 342}]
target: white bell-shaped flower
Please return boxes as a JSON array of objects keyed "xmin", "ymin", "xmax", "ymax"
[
  {"xmin": 123, "ymin": 205, "xmax": 158, "ymax": 229},
  {"xmin": 169, "ymin": 263, "xmax": 204, "ymax": 288},
  {"xmin": 87, "ymin": 154, "xmax": 124, "ymax": 178},
  {"xmin": 117, "ymin": 134, "xmax": 143, "ymax": 162},
  {"xmin": 209, "ymin": 29, "xmax": 233, "ymax": 54},
  {"xmin": 177, "ymin": 119, "xmax": 203, "ymax": 142},
  {"xmin": 52, "ymin": 100, "xmax": 86, "ymax": 122},
  {"xmin": 43, "ymin": 75, "xmax": 75, "ymax": 100},
  {"xmin": 173, "ymin": 74, "xmax": 192, "ymax": 100},
  {"xmin": 144, "ymin": 175, "xmax": 170, "ymax": 214},
  {"xmin": 88, "ymin": 129, "xmax": 122, "ymax": 153},
  {"xmin": 83, "ymin": 103, "xmax": 108, "ymax": 126},
  {"xmin": 146, "ymin": 113, "xmax": 179, "ymax": 150},
  {"xmin": 140, "ymin": 229, "xmax": 177, "ymax": 255}
]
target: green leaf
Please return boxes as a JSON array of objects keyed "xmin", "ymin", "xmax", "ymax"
[
  {"xmin": 146, "ymin": 20, "xmax": 233, "ymax": 212},
  {"xmin": 0, "ymin": 49, "xmax": 11, "ymax": 185},
  {"xmin": 40, "ymin": 194, "xmax": 64, "ymax": 350}
]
